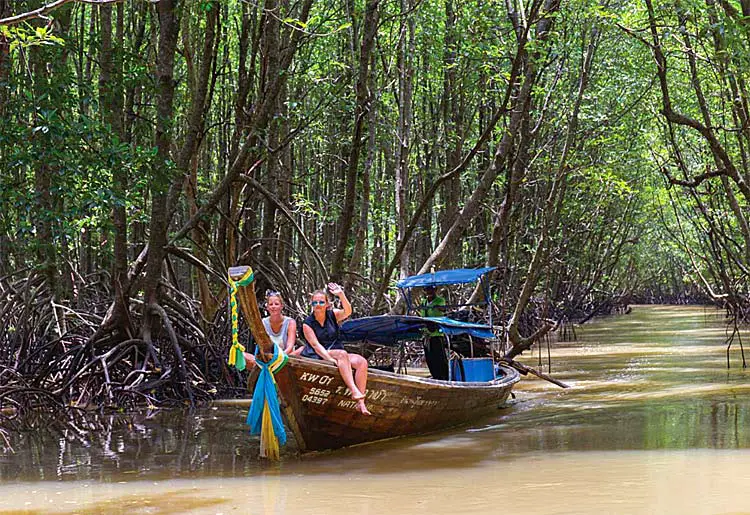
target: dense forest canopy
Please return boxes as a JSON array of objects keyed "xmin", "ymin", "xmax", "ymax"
[{"xmin": 1, "ymin": 0, "xmax": 749, "ymax": 410}]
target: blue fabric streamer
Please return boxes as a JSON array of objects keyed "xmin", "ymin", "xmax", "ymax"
[{"xmin": 246, "ymin": 344, "xmax": 287, "ymax": 446}]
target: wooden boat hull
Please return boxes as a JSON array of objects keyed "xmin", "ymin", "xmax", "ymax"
[{"xmin": 270, "ymin": 356, "xmax": 520, "ymax": 452}]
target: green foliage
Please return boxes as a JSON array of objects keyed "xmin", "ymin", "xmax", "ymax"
[
  {"xmin": 1, "ymin": 24, "xmax": 65, "ymax": 53},
  {"xmin": 2, "ymin": 0, "xmax": 743, "ymax": 319}
]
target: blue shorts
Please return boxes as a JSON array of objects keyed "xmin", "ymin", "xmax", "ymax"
[{"xmin": 300, "ymin": 342, "xmax": 344, "ymax": 359}]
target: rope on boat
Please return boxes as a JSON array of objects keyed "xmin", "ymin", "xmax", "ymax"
[{"xmin": 227, "ymin": 267, "xmax": 255, "ymax": 371}]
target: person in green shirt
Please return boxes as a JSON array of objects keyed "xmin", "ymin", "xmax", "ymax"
[
  {"xmin": 420, "ymin": 286, "xmax": 448, "ymax": 380},
  {"xmin": 420, "ymin": 286, "xmax": 446, "ymax": 318}
]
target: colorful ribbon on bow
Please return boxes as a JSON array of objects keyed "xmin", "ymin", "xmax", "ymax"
[
  {"xmin": 227, "ymin": 267, "xmax": 255, "ymax": 371},
  {"xmin": 246, "ymin": 343, "xmax": 289, "ymax": 459}
]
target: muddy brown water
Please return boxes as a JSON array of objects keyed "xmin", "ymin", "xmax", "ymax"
[{"xmin": 2, "ymin": 305, "xmax": 750, "ymax": 514}]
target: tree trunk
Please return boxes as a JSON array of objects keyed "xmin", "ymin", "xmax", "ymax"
[
  {"xmin": 0, "ymin": 0, "xmax": 10, "ymax": 273},
  {"xmin": 696, "ymin": 2, "xmax": 750, "ymax": 262},
  {"xmin": 100, "ymin": 2, "xmax": 130, "ymax": 333},
  {"xmin": 276, "ymin": 80, "xmax": 293, "ymax": 273},
  {"xmin": 141, "ymin": 0, "xmax": 180, "ymax": 317},
  {"xmin": 394, "ymin": 0, "xmax": 414, "ymax": 280},
  {"xmin": 348, "ymin": 53, "xmax": 378, "ymax": 281},
  {"xmin": 440, "ymin": 0, "xmax": 462, "ymax": 265},
  {"xmin": 0, "ymin": 0, "xmax": 9, "ymax": 109},
  {"xmin": 370, "ymin": 0, "xmax": 546, "ymax": 312},
  {"xmin": 330, "ymin": 0, "xmax": 380, "ymax": 280},
  {"xmin": 259, "ymin": 0, "xmax": 281, "ymax": 266}
]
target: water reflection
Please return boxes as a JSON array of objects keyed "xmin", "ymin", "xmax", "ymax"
[{"xmin": 0, "ymin": 407, "xmax": 300, "ymax": 482}]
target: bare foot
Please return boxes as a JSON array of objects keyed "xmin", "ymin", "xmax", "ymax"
[{"xmin": 354, "ymin": 397, "xmax": 371, "ymax": 416}]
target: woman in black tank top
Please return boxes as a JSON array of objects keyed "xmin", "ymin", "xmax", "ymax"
[{"xmin": 301, "ymin": 283, "xmax": 371, "ymax": 416}]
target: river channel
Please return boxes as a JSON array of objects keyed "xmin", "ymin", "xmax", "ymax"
[{"xmin": 1, "ymin": 305, "xmax": 750, "ymax": 514}]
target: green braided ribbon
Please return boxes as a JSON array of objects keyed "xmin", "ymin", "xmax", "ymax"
[{"xmin": 228, "ymin": 267, "xmax": 255, "ymax": 371}]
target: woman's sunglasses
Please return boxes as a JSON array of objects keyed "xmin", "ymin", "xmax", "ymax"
[{"xmin": 311, "ymin": 300, "xmax": 326, "ymax": 306}]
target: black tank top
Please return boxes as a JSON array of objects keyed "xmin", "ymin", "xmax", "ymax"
[{"xmin": 302, "ymin": 310, "xmax": 344, "ymax": 358}]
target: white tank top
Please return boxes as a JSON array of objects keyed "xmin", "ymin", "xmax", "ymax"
[{"xmin": 262, "ymin": 316, "xmax": 292, "ymax": 349}]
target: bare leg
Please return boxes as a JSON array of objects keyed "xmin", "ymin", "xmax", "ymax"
[
  {"xmin": 329, "ymin": 350, "xmax": 360, "ymax": 396},
  {"xmin": 330, "ymin": 350, "xmax": 371, "ymax": 415},
  {"xmin": 349, "ymin": 353, "xmax": 369, "ymax": 396},
  {"xmin": 349, "ymin": 353, "xmax": 371, "ymax": 415}
]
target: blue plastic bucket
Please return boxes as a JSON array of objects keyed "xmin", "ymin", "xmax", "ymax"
[{"xmin": 450, "ymin": 357, "xmax": 495, "ymax": 382}]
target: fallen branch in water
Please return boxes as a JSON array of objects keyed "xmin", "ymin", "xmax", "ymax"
[{"xmin": 501, "ymin": 359, "xmax": 570, "ymax": 388}]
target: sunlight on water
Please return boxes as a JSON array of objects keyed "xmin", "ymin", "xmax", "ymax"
[{"xmin": 2, "ymin": 305, "xmax": 750, "ymax": 514}]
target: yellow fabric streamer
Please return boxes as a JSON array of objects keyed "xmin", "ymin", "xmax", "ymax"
[
  {"xmin": 227, "ymin": 341, "xmax": 246, "ymax": 368},
  {"xmin": 267, "ymin": 345, "xmax": 288, "ymax": 373},
  {"xmin": 260, "ymin": 402, "xmax": 280, "ymax": 460},
  {"xmin": 227, "ymin": 267, "xmax": 255, "ymax": 371}
]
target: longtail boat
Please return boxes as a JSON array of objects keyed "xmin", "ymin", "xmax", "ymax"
[{"xmin": 229, "ymin": 266, "xmax": 520, "ymax": 453}]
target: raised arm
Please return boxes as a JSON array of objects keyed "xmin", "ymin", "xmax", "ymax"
[
  {"xmin": 328, "ymin": 282, "xmax": 352, "ymax": 323},
  {"xmin": 302, "ymin": 323, "xmax": 338, "ymax": 364}
]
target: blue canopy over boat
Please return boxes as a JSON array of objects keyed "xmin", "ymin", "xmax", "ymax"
[
  {"xmin": 340, "ymin": 315, "xmax": 495, "ymax": 345},
  {"xmin": 396, "ymin": 267, "xmax": 496, "ymax": 289}
]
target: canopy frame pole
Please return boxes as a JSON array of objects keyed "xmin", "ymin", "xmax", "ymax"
[
  {"xmin": 482, "ymin": 275, "xmax": 492, "ymax": 328},
  {"xmin": 400, "ymin": 287, "xmax": 413, "ymax": 314},
  {"xmin": 482, "ymin": 275, "xmax": 498, "ymax": 379},
  {"xmin": 446, "ymin": 333, "xmax": 452, "ymax": 381}
]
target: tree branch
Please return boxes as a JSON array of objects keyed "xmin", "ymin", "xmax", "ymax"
[
  {"xmin": 662, "ymin": 167, "xmax": 727, "ymax": 188},
  {"xmin": 236, "ymin": 174, "xmax": 328, "ymax": 279},
  {"xmin": 0, "ymin": 0, "xmax": 125, "ymax": 26}
]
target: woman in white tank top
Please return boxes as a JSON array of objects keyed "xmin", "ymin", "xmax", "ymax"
[{"xmin": 244, "ymin": 291, "xmax": 298, "ymax": 367}]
